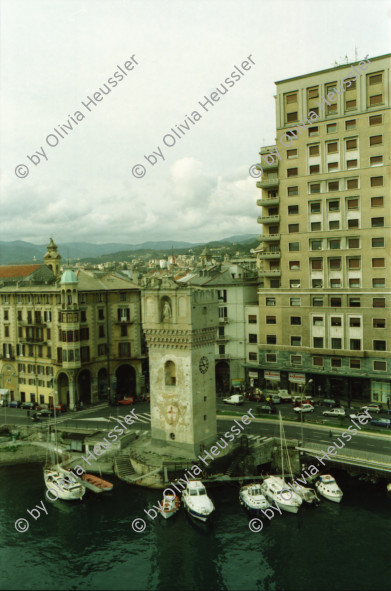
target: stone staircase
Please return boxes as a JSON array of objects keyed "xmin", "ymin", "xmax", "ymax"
[{"xmin": 114, "ymin": 453, "xmax": 137, "ymax": 482}]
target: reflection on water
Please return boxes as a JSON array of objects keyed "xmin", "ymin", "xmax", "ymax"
[{"xmin": 0, "ymin": 463, "xmax": 390, "ymax": 590}]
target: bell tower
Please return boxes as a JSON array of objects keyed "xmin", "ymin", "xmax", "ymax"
[
  {"xmin": 142, "ymin": 276, "xmax": 218, "ymax": 457},
  {"xmin": 44, "ymin": 237, "xmax": 62, "ymax": 278}
]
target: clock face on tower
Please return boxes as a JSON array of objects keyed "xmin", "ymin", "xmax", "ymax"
[{"xmin": 199, "ymin": 356, "xmax": 209, "ymax": 374}]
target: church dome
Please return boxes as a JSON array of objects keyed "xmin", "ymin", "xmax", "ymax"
[{"xmin": 60, "ymin": 269, "xmax": 78, "ymax": 284}]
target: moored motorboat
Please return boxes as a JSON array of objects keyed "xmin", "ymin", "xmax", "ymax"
[
  {"xmin": 315, "ymin": 474, "xmax": 343, "ymax": 503},
  {"xmin": 82, "ymin": 473, "xmax": 114, "ymax": 492},
  {"xmin": 160, "ymin": 492, "xmax": 180, "ymax": 519},
  {"xmin": 182, "ymin": 480, "xmax": 214, "ymax": 522},
  {"xmin": 261, "ymin": 475, "xmax": 302, "ymax": 514},
  {"xmin": 288, "ymin": 482, "xmax": 320, "ymax": 505},
  {"xmin": 239, "ymin": 483, "xmax": 270, "ymax": 514}
]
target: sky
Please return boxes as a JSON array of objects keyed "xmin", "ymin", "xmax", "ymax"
[{"xmin": 1, "ymin": 0, "xmax": 390, "ymax": 246}]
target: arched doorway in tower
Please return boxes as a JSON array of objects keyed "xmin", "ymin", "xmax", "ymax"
[
  {"xmin": 57, "ymin": 372, "xmax": 69, "ymax": 406},
  {"xmin": 215, "ymin": 361, "xmax": 230, "ymax": 395},
  {"xmin": 77, "ymin": 370, "xmax": 91, "ymax": 405},
  {"xmin": 116, "ymin": 365, "xmax": 136, "ymax": 398},
  {"xmin": 98, "ymin": 368, "xmax": 108, "ymax": 400}
]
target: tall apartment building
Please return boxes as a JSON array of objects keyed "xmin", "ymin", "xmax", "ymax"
[
  {"xmin": 256, "ymin": 54, "xmax": 390, "ymax": 404},
  {"xmin": 0, "ymin": 239, "xmax": 145, "ymax": 408}
]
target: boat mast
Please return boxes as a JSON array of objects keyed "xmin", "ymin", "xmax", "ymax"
[{"xmin": 279, "ymin": 411, "xmax": 284, "ymax": 480}]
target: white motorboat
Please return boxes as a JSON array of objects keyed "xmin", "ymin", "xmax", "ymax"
[
  {"xmin": 160, "ymin": 492, "xmax": 180, "ymax": 520},
  {"xmin": 261, "ymin": 475, "xmax": 302, "ymax": 514},
  {"xmin": 315, "ymin": 474, "xmax": 343, "ymax": 503},
  {"xmin": 44, "ymin": 466, "xmax": 85, "ymax": 501},
  {"xmin": 239, "ymin": 483, "xmax": 270, "ymax": 514},
  {"xmin": 288, "ymin": 482, "xmax": 320, "ymax": 505},
  {"xmin": 387, "ymin": 483, "xmax": 391, "ymax": 494},
  {"xmin": 182, "ymin": 480, "xmax": 214, "ymax": 522}
]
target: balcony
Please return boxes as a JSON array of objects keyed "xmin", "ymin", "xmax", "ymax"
[
  {"xmin": 258, "ymin": 269, "xmax": 281, "ymax": 277},
  {"xmin": 258, "ymin": 234, "xmax": 280, "ymax": 242},
  {"xmin": 257, "ymin": 214, "xmax": 280, "ymax": 225},
  {"xmin": 216, "ymin": 353, "xmax": 230, "ymax": 359},
  {"xmin": 258, "ymin": 249, "xmax": 281, "ymax": 259},
  {"xmin": 216, "ymin": 336, "xmax": 229, "ymax": 343},
  {"xmin": 20, "ymin": 337, "xmax": 47, "ymax": 344},
  {"xmin": 256, "ymin": 177, "xmax": 279, "ymax": 190},
  {"xmin": 259, "ymin": 158, "xmax": 279, "ymax": 171},
  {"xmin": 257, "ymin": 196, "xmax": 280, "ymax": 207},
  {"xmin": 219, "ymin": 317, "xmax": 229, "ymax": 323},
  {"xmin": 114, "ymin": 318, "xmax": 133, "ymax": 325}
]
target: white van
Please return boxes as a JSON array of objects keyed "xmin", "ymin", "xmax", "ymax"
[{"xmin": 223, "ymin": 394, "xmax": 245, "ymax": 406}]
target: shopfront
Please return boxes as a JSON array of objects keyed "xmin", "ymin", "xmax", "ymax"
[{"xmin": 264, "ymin": 370, "xmax": 280, "ymax": 392}]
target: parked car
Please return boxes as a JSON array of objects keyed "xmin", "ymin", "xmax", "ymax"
[
  {"xmin": 370, "ymin": 418, "xmax": 391, "ymax": 428},
  {"xmin": 322, "ymin": 399, "xmax": 338, "ymax": 408},
  {"xmin": 362, "ymin": 404, "xmax": 382, "ymax": 414},
  {"xmin": 118, "ymin": 397, "xmax": 134, "ymax": 405},
  {"xmin": 37, "ymin": 409, "xmax": 54, "ymax": 418},
  {"xmin": 323, "ymin": 408, "xmax": 346, "ymax": 417},
  {"xmin": 8, "ymin": 400, "xmax": 21, "ymax": 408},
  {"xmin": 294, "ymin": 403, "xmax": 314, "ymax": 414},
  {"xmin": 50, "ymin": 403, "xmax": 67, "ymax": 413},
  {"xmin": 223, "ymin": 394, "xmax": 244, "ymax": 406},
  {"xmin": 258, "ymin": 405, "xmax": 277, "ymax": 415},
  {"xmin": 21, "ymin": 402, "xmax": 35, "ymax": 410},
  {"xmin": 277, "ymin": 390, "xmax": 292, "ymax": 402},
  {"xmin": 271, "ymin": 395, "xmax": 281, "ymax": 404}
]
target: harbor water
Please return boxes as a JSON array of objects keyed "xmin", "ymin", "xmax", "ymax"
[{"xmin": 0, "ymin": 463, "xmax": 390, "ymax": 591}]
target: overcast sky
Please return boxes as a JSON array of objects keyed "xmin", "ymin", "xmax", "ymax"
[{"xmin": 1, "ymin": 0, "xmax": 390, "ymax": 246}]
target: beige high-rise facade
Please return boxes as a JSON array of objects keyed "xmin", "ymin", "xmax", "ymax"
[{"xmin": 256, "ymin": 54, "xmax": 390, "ymax": 404}]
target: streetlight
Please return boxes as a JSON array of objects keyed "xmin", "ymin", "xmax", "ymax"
[{"xmin": 300, "ymin": 378, "xmax": 313, "ymax": 447}]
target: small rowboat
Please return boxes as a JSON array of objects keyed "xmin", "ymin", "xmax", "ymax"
[
  {"xmin": 160, "ymin": 493, "xmax": 180, "ymax": 519},
  {"xmin": 82, "ymin": 473, "xmax": 114, "ymax": 492}
]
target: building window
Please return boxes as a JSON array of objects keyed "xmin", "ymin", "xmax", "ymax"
[
  {"xmin": 312, "ymin": 279, "xmax": 323, "ymax": 288},
  {"xmin": 313, "ymin": 356, "xmax": 323, "ymax": 367},
  {"xmin": 313, "ymin": 316, "xmax": 324, "ymax": 326},
  {"xmin": 219, "ymin": 345, "xmax": 225, "ymax": 355},
  {"xmin": 346, "ymin": 139, "xmax": 357, "ymax": 150},
  {"xmin": 327, "ymin": 142, "xmax": 338, "ymax": 154},
  {"xmin": 331, "ymin": 317, "xmax": 341, "ymax": 326},
  {"xmin": 248, "ymin": 315, "xmax": 257, "ymax": 324},
  {"xmin": 373, "ymin": 361, "xmax": 387, "ymax": 371},
  {"xmin": 266, "ymin": 316, "xmax": 276, "ymax": 324},
  {"xmin": 312, "ymin": 297, "xmax": 323, "ymax": 307},
  {"xmin": 328, "ymin": 181, "xmax": 339, "ymax": 192},
  {"xmin": 118, "ymin": 308, "xmax": 130, "ymax": 322},
  {"xmin": 287, "ymin": 149, "xmax": 298, "ymax": 158},
  {"xmin": 347, "ymin": 198, "xmax": 359, "ymax": 210},
  {"xmin": 373, "ymin": 319, "xmax": 386, "ymax": 328},
  {"xmin": 331, "ymin": 358, "xmax": 342, "ymax": 368},
  {"xmin": 328, "ymin": 200, "xmax": 340, "ymax": 212},
  {"xmin": 291, "ymin": 336, "xmax": 301, "ymax": 346},
  {"xmin": 331, "ymin": 338, "xmax": 342, "ymax": 349},
  {"xmin": 98, "ymin": 344, "xmax": 107, "ymax": 356},
  {"xmin": 288, "ymin": 224, "xmax": 299, "ymax": 233},
  {"xmin": 330, "ymin": 279, "xmax": 341, "ymax": 288},
  {"xmin": 266, "ymin": 353, "xmax": 277, "ymax": 363},
  {"xmin": 348, "ymin": 219, "xmax": 359, "ymax": 229},
  {"xmin": 311, "ymin": 222, "xmax": 322, "ymax": 231},
  {"xmin": 373, "ymin": 298, "xmax": 385, "ymax": 308},
  {"xmin": 291, "ymin": 355, "xmax": 302, "ymax": 365},
  {"xmin": 313, "ymin": 337, "xmax": 324, "ymax": 348},
  {"xmin": 330, "ymin": 297, "xmax": 342, "ymax": 307},
  {"xmin": 345, "ymin": 100, "xmax": 356, "ymax": 110},
  {"xmin": 370, "ymin": 156, "xmax": 383, "ymax": 166},
  {"xmin": 372, "ymin": 278, "xmax": 385, "ymax": 288},
  {"xmin": 290, "ymin": 316, "xmax": 301, "ymax": 325},
  {"xmin": 266, "ymin": 335, "xmax": 277, "ymax": 345},
  {"xmin": 288, "ymin": 186, "xmax": 298, "ymax": 196},
  {"xmin": 289, "ymin": 242, "xmax": 300, "ymax": 252},
  {"xmin": 329, "ymin": 258, "xmax": 341, "ymax": 269},
  {"xmin": 327, "ymin": 123, "xmax": 337, "ymax": 133},
  {"xmin": 249, "ymin": 352, "xmax": 257, "ymax": 361},
  {"xmin": 369, "ymin": 95, "xmax": 383, "ymax": 106},
  {"xmin": 266, "ymin": 298, "xmax": 276, "ymax": 306},
  {"xmin": 289, "ymin": 261, "xmax": 300, "ymax": 270},
  {"xmin": 121, "ymin": 324, "xmax": 128, "ymax": 337},
  {"xmin": 328, "ymin": 162, "xmax": 338, "ymax": 172},
  {"xmin": 372, "ymin": 237, "xmax": 385, "ymax": 248},
  {"xmin": 290, "ymin": 298, "xmax": 301, "ymax": 307},
  {"xmin": 371, "ymin": 217, "xmax": 384, "ymax": 227},
  {"xmin": 347, "ymin": 179, "xmax": 358, "ymax": 190},
  {"xmin": 311, "ymin": 240, "xmax": 322, "ymax": 251},
  {"xmin": 369, "ymin": 115, "xmax": 382, "ymax": 126},
  {"xmin": 372, "ymin": 258, "xmax": 385, "ymax": 268},
  {"xmin": 329, "ymin": 239, "xmax": 340, "ymax": 249},
  {"xmin": 373, "ymin": 340, "xmax": 386, "ymax": 351},
  {"xmin": 350, "ymin": 359, "xmax": 361, "ymax": 369},
  {"xmin": 286, "ymin": 92, "xmax": 297, "ymax": 103},
  {"xmin": 249, "ymin": 334, "xmax": 257, "ymax": 344},
  {"xmin": 309, "ymin": 165, "xmax": 320, "ymax": 174},
  {"xmin": 119, "ymin": 292, "xmax": 126, "ymax": 302},
  {"xmin": 309, "ymin": 145, "xmax": 320, "ymax": 156},
  {"xmin": 287, "ymin": 168, "xmax": 298, "ymax": 177},
  {"xmin": 348, "ymin": 258, "xmax": 360, "ymax": 269},
  {"xmin": 288, "ymin": 205, "xmax": 299, "ymax": 215},
  {"xmin": 349, "ymin": 298, "xmax": 360, "ymax": 308},
  {"xmin": 310, "ymin": 202, "xmax": 321, "ymax": 213},
  {"xmin": 370, "ymin": 177, "xmax": 383, "ymax": 187},
  {"xmin": 118, "ymin": 342, "xmax": 130, "ymax": 357},
  {"xmin": 310, "ymin": 183, "xmax": 321, "ymax": 194},
  {"xmin": 346, "ymin": 159, "xmax": 358, "ymax": 169},
  {"xmin": 290, "ymin": 279, "xmax": 301, "ymax": 288},
  {"xmin": 308, "ymin": 127, "xmax": 318, "ymax": 136},
  {"xmin": 350, "ymin": 339, "xmax": 361, "ymax": 351},
  {"xmin": 348, "ymin": 238, "xmax": 360, "ymax": 248},
  {"xmin": 217, "ymin": 289, "xmax": 227, "ymax": 302},
  {"xmin": 98, "ymin": 325, "xmax": 105, "ymax": 338}
]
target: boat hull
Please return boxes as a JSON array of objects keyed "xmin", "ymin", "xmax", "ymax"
[{"xmin": 44, "ymin": 469, "xmax": 85, "ymax": 501}]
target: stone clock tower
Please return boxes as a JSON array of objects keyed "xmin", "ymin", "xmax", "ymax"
[{"xmin": 141, "ymin": 276, "xmax": 218, "ymax": 457}]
